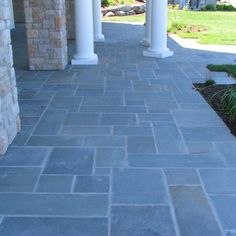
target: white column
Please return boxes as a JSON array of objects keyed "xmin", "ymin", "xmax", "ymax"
[
  {"xmin": 8, "ymin": 0, "xmax": 15, "ymax": 29},
  {"xmin": 72, "ymin": 0, "xmax": 98, "ymax": 65},
  {"xmin": 93, "ymin": 0, "xmax": 105, "ymax": 42},
  {"xmin": 143, "ymin": 0, "xmax": 173, "ymax": 58},
  {"xmin": 140, "ymin": 0, "xmax": 152, "ymax": 46}
]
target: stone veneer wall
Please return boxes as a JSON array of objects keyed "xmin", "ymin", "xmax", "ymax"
[
  {"xmin": 0, "ymin": 0, "xmax": 21, "ymax": 155},
  {"xmin": 13, "ymin": 0, "xmax": 25, "ymax": 23},
  {"xmin": 24, "ymin": 0, "xmax": 68, "ymax": 70}
]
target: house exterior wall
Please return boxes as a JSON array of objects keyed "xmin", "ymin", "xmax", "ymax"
[
  {"xmin": 0, "ymin": 0, "xmax": 20, "ymax": 155},
  {"xmin": 24, "ymin": 0, "xmax": 68, "ymax": 70}
]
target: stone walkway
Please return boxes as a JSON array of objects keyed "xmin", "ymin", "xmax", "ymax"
[{"xmin": 0, "ymin": 23, "xmax": 236, "ymax": 236}]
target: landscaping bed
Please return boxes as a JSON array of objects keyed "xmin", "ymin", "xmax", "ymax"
[{"xmin": 194, "ymin": 83, "xmax": 236, "ymax": 136}]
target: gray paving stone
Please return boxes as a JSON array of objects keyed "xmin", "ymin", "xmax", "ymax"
[
  {"xmin": 226, "ymin": 232, "xmax": 236, "ymax": 236},
  {"xmin": 0, "ymin": 147, "xmax": 50, "ymax": 166},
  {"xmin": 172, "ymin": 110, "xmax": 224, "ymax": 127},
  {"xmin": 11, "ymin": 125, "xmax": 34, "ymax": 146},
  {"xmin": 83, "ymin": 96, "xmax": 123, "ymax": 106},
  {"xmin": 76, "ymin": 88, "xmax": 104, "ymax": 96},
  {"xmin": 112, "ymin": 168, "xmax": 168, "ymax": 204},
  {"xmin": 215, "ymin": 142, "xmax": 236, "ymax": 166},
  {"xmin": 111, "ymin": 206, "xmax": 176, "ymax": 236},
  {"xmin": 212, "ymin": 195, "xmax": 236, "ymax": 229},
  {"xmin": 96, "ymin": 148, "xmax": 127, "ymax": 167},
  {"xmin": 101, "ymin": 114, "xmax": 137, "ymax": 126},
  {"xmin": 34, "ymin": 109, "xmax": 67, "ymax": 135},
  {"xmin": 200, "ymin": 169, "xmax": 236, "ymax": 194},
  {"xmin": 64, "ymin": 113, "xmax": 101, "ymax": 126},
  {"xmin": 0, "ymin": 217, "xmax": 108, "ymax": 236},
  {"xmin": 19, "ymin": 100, "xmax": 47, "ymax": 117},
  {"xmin": 147, "ymin": 101, "xmax": 179, "ymax": 113},
  {"xmin": 49, "ymin": 97, "xmax": 82, "ymax": 110},
  {"xmin": 84, "ymin": 136, "xmax": 125, "ymax": 147},
  {"xmin": 80, "ymin": 106, "xmax": 146, "ymax": 114},
  {"xmin": 164, "ymin": 168, "xmax": 200, "ymax": 185},
  {"xmin": 138, "ymin": 113, "xmax": 174, "ymax": 122},
  {"xmin": 95, "ymin": 168, "xmax": 111, "ymax": 175},
  {"xmin": 36, "ymin": 175, "xmax": 73, "ymax": 193},
  {"xmin": 186, "ymin": 142, "xmax": 218, "ymax": 154},
  {"xmin": 74, "ymin": 176, "xmax": 109, "ymax": 193},
  {"xmin": 181, "ymin": 127, "xmax": 235, "ymax": 142},
  {"xmin": 43, "ymin": 148, "xmax": 94, "ymax": 175},
  {"xmin": 20, "ymin": 116, "xmax": 40, "ymax": 126},
  {"xmin": 27, "ymin": 136, "xmax": 83, "ymax": 146},
  {"xmin": 170, "ymin": 186, "xmax": 222, "ymax": 236},
  {"xmin": 61, "ymin": 126, "xmax": 112, "ymax": 135},
  {"xmin": 0, "ymin": 193, "xmax": 108, "ymax": 217},
  {"xmin": 125, "ymin": 91, "xmax": 174, "ymax": 101},
  {"xmin": 0, "ymin": 167, "xmax": 41, "ymax": 192},
  {"xmin": 153, "ymin": 123, "xmax": 187, "ymax": 154},
  {"xmin": 128, "ymin": 154, "xmax": 226, "ymax": 168},
  {"xmin": 113, "ymin": 126, "xmax": 152, "ymax": 136},
  {"xmin": 127, "ymin": 136, "xmax": 157, "ymax": 154}
]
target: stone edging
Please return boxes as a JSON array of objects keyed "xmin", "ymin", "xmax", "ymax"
[{"xmin": 102, "ymin": 4, "xmax": 146, "ymax": 17}]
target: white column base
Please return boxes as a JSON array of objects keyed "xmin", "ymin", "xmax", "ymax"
[
  {"xmin": 71, "ymin": 54, "xmax": 98, "ymax": 65},
  {"xmin": 140, "ymin": 39, "xmax": 150, "ymax": 47},
  {"xmin": 94, "ymin": 34, "xmax": 105, "ymax": 42},
  {"xmin": 143, "ymin": 48, "xmax": 174, "ymax": 58}
]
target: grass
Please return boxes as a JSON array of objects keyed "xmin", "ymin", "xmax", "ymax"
[
  {"xmin": 207, "ymin": 64, "xmax": 236, "ymax": 79},
  {"xmin": 103, "ymin": 11, "xmax": 236, "ymax": 45}
]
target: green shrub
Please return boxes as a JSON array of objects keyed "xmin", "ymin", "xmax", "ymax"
[
  {"xmin": 216, "ymin": 4, "xmax": 236, "ymax": 11},
  {"xmin": 204, "ymin": 79, "xmax": 216, "ymax": 87},
  {"xmin": 204, "ymin": 4, "xmax": 216, "ymax": 11},
  {"xmin": 221, "ymin": 87, "xmax": 236, "ymax": 122}
]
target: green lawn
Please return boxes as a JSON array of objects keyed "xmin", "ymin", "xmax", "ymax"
[
  {"xmin": 207, "ymin": 64, "xmax": 236, "ymax": 79},
  {"xmin": 103, "ymin": 11, "xmax": 236, "ymax": 45}
]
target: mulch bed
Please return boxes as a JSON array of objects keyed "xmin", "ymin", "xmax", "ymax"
[{"xmin": 193, "ymin": 83, "xmax": 236, "ymax": 137}]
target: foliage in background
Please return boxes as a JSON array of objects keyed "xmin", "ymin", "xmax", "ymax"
[
  {"xmin": 221, "ymin": 87, "xmax": 236, "ymax": 122},
  {"xmin": 207, "ymin": 64, "xmax": 236, "ymax": 79},
  {"xmin": 204, "ymin": 4, "xmax": 216, "ymax": 11},
  {"xmin": 103, "ymin": 10, "xmax": 236, "ymax": 45},
  {"xmin": 216, "ymin": 4, "xmax": 236, "ymax": 11}
]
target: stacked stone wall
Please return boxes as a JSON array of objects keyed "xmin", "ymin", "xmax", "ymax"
[
  {"xmin": 0, "ymin": 0, "xmax": 20, "ymax": 155},
  {"xmin": 24, "ymin": 0, "xmax": 68, "ymax": 70}
]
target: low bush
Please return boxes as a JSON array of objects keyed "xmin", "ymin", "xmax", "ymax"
[
  {"xmin": 221, "ymin": 87, "xmax": 236, "ymax": 122},
  {"xmin": 204, "ymin": 4, "xmax": 216, "ymax": 11},
  {"xmin": 216, "ymin": 4, "xmax": 236, "ymax": 11}
]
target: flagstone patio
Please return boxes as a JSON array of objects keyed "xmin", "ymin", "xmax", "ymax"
[{"xmin": 0, "ymin": 22, "xmax": 236, "ymax": 236}]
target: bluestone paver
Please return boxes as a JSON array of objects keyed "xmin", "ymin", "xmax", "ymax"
[
  {"xmin": 112, "ymin": 168, "xmax": 168, "ymax": 204},
  {"xmin": 36, "ymin": 175, "xmax": 73, "ymax": 193},
  {"xmin": 111, "ymin": 206, "xmax": 176, "ymax": 236},
  {"xmin": 0, "ymin": 217, "xmax": 108, "ymax": 236},
  {"xmin": 2, "ymin": 22, "xmax": 236, "ymax": 235},
  {"xmin": 43, "ymin": 148, "xmax": 94, "ymax": 175},
  {"xmin": 170, "ymin": 186, "xmax": 222, "ymax": 236},
  {"xmin": 74, "ymin": 176, "xmax": 110, "ymax": 193}
]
